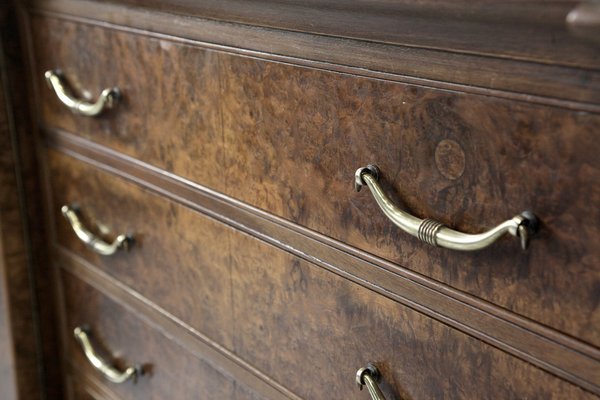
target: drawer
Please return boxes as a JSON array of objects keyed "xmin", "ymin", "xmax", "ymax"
[
  {"xmin": 227, "ymin": 228, "xmax": 596, "ymax": 400},
  {"xmin": 46, "ymin": 149, "xmax": 233, "ymax": 348},
  {"xmin": 49, "ymin": 148, "xmax": 597, "ymax": 399},
  {"xmin": 218, "ymin": 54, "xmax": 600, "ymax": 347},
  {"xmin": 31, "ymin": 16, "xmax": 223, "ymax": 191},
  {"xmin": 59, "ymin": 268, "xmax": 262, "ymax": 400},
  {"xmin": 35, "ymin": 16, "xmax": 600, "ymax": 347}
]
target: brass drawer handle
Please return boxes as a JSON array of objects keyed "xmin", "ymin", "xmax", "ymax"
[
  {"xmin": 61, "ymin": 205, "xmax": 132, "ymax": 256},
  {"xmin": 355, "ymin": 165, "xmax": 538, "ymax": 251},
  {"xmin": 74, "ymin": 327, "xmax": 140, "ymax": 384},
  {"xmin": 356, "ymin": 364, "xmax": 387, "ymax": 400},
  {"xmin": 45, "ymin": 70, "xmax": 120, "ymax": 116}
]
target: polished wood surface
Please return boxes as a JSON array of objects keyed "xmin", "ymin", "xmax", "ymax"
[
  {"xmin": 218, "ymin": 52, "xmax": 600, "ymax": 348},
  {"xmin": 0, "ymin": 3, "xmax": 55, "ymax": 399},
  {"xmin": 30, "ymin": 16, "xmax": 223, "ymax": 191},
  {"xmin": 71, "ymin": 0, "xmax": 600, "ymax": 70},
  {"xmin": 31, "ymin": 15, "xmax": 600, "ymax": 349},
  {"xmin": 59, "ymin": 268, "xmax": 262, "ymax": 400},
  {"xmin": 45, "ymin": 129, "xmax": 600, "ymax": 394},
  {"xmin": 47, "ymin": 153, "xmax": 597, "ymax": 399},
  {"xmin": 28, "ymin": 1, "xmax": 600, "ymax": 107},
  {"xmin": 47, "ymin": 149, "xmax": 233, "ymax": 348},
  {"xmin": 230, "ymin": 229, "xmax": 597, "ymax": 400},
  {"xmin": 0, "ymin": 0, "xmax": 597, "ymax": 398}
]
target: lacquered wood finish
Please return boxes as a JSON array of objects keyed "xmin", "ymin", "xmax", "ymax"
[
  {"xmin": 47, "ymin": 149, "xmax": 233, "ymax": 348},
  {"xmin": 47, "ymin": 151, "xmax": 597, "ymax": 399},
  {"xmin": 230, "ymin": 230, "xmax": 597, "ymax": 400},
  {"xmin": 73, "ymin": 0, "xmax": 600, "ymax": 70},
  {"xmin": 45, "ymin": 129, "xmax": 600, "ymax": 394},
  {"xmin": 7, "ymin": 0, "xmax": 599, "ymax": 398},
  {"xmin": 218, "ymin": 53, "xmax": 600, "ymax": 348},
  {"xmin": 30, "ymin": 15, "xmax": 223, "ymax": 190},
  {"xmin": 32, "ymin": 14, "xmax": 600, "ymax": 349},
  {"xmin": 44, "ymin": 146, "xmax": 600, "ymax": 398},
  {"xmin": 0, "ymin": 3, "xmax": 52, "ymax": 399},
  {"xmin": 59, "ymin": 268, "xmax": 260, "ymax": 400}
]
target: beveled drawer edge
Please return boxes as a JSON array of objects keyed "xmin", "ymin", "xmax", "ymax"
[
  {"xmin": 23, "ymin": 2, "xmax": 600, "ymax": 113},
  {"xmin": 56, "ymin": 249, "xmax": 303, "ymax": 400},
  {"xmin": 44, "ymin": 128, "xmax": 600, "ymax": 395}
]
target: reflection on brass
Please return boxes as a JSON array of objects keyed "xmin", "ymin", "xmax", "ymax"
[
  {"xmin": 45, "ymin": 70, "xmax": 119, "ymax": 116},
  {"xmin": 74, "ymin": 326, "xmax": 139, "ymax": 384},
  {"xmin": 356, "ymin": 364, "xmax": 387, "ymax": 400},
  {"xmin": 355, "ymin": 165, "xmax": 538, "ymax": 251},
  {"xmin": 61, "ymin": 205, "xmax": 132, "ymax": 256}
]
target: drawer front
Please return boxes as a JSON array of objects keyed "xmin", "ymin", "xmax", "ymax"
[
  {"xmin": 47, "ymin": 150, "xmax": 233, "ymax": 348},
  {"xmin": 220, "ymin": 54, "xmax": 600, "ymax": 347},
  {"xmin": 34, "ymin": 16, "xmax": 600, "ymax": 347},
  {"xmin": 50, "ymin": 150, "xmax": 596, "ymax": 399},
  {"xmin": 31, "ymin": 16, "xmax": 223, "ymax": 190},
  {"xmin": 228, "ymin": 228, "xmax": 595, "ymax": 400},
  {"xmin": 59, "ymin": 268, "xmax": 260, "ymax": 400}
]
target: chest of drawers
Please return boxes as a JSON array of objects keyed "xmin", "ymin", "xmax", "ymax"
[{"xmin": 0, "ymin": 0, "xmax": 599, "ymax": 399}]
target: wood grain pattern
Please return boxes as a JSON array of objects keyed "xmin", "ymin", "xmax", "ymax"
[
  {"xmin": 59, "ymin": 268, "xmax": 261, "ymax": 400},
  {"xmin": 45, "ymin": 128, "xmax": 600, "ymax": 395},
  {"xmin": 229, "ymin": 225, "xmax": 597, "ymax": 400},
  {"xmin": 48, "ymin": 156, "xmax": 598, "ymax": 399},
  {"xmin": 57, "ymin": 248, "xmax": 301, "ymax": 400},
  {"xmin": 30, "ymin": 16, "xmax": 600, "ymax": 348},
  {"xmin": 30, "ymin": 15, "xmax": 223, "ymax": 190},
  {"xmin": 46, "ymin": 149, "xmax": 234, "ymax": 349},
  {"xmin": 0, "ymin": 3, "xmax": 48, "ymax": 397},
  {"xmin": 30, "ymin": 16, "xmax": 600, "ymax": 350},
  {"xmin": 68, "ymin": 0, "xmax": 600, "ymax": 70},
  {"xmin": 27, "ymin": 2, "xmax": 600, "ymax": 107},
  {"xmin": 218, "ymin": 52, "xmax": 600, "ymax": 349}
]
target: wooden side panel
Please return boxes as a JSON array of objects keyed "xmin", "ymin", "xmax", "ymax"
[
  {"xmin": 218, "ymin": 53, "xmax": 600, "ymax": 348},
  {"xmin": 0, "ymin": 3, "xmax": 46, "ymax": 398}
]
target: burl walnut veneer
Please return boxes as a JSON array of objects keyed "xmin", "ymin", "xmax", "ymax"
[{"xmin": 0, "ymin": 0, "xmax": 598, "ymax": 399}]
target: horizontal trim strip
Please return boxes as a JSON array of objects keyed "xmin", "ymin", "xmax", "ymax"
[
  {"xmin": 57, "ymin": 249, "xmax": 302, "ymax": 400},
  {"xmin": 60, "ymin": 0, "xmax": 597, "ymax": 70},
  {"xmin": 45, "ymin": 128, "xmax": 600, "ymax": 395},
  {"xmin": 26, "ymin": 1, "xmax": 600, "ymax": 113}
]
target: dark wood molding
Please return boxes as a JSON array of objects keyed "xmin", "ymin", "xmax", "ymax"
[
  {"xmin": 26, "ymin": 0, "xmax": 600, "ymax": 112},
  {"xmin": 32, "ymin": 0, "xmax": 600, "ymax": 70},
  {"xmin": 45, "ymin": 128, "xmax": 600, "ymax": 396}
]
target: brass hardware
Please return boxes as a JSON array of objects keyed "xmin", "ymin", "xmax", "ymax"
[
  {"xmin": 44, "ymin": 70, "xmax": 120, "ymax": 116},
  {"xmin": 355, "ymin": 165, "xmax": 538, "ymax": 251},
  {"xmin": 356, "ymin": 363, "xmax": 387, "ymax": 400},
  {"xmin": 61, "ymin": 205, "xmax": 132, "ymax": 256},
  {"xmin": 74, "ymin": 327, "xmax": 139, "ymax": 384}
]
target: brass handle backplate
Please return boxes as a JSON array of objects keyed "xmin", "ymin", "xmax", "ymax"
[
  {"xmin": 62, "ymin": 205, "xmax": 132, "ymax": 256},
  {"xmin": 74, "ymin": 326, "xmax": 140, "ymax": 384},
  {"xmin": 45, "ymin": 70, "xmax": 119, "ymax": 116},
  {"xmin": 355, "ymin": 165, "xmax": 538, "ymax": 251},
  {"xmin": 356, "ymin": 364, "xmax": 387, "ymax": 400}
]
